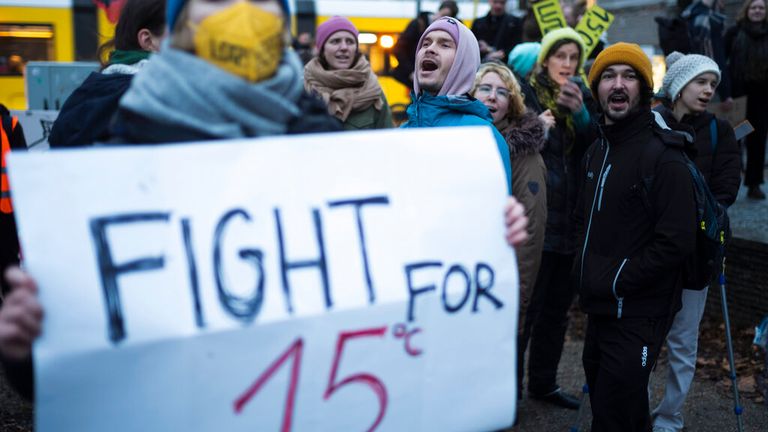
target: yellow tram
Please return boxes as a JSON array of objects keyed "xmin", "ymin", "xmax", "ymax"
[{"xmin": 0, "ymin": 0, "xmax": 488, "ymax": 110}]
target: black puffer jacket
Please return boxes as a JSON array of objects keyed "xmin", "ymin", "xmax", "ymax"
[
  {"xmin": 654, "ymin": 105, "xmax": 741, "ymax": 206},
  {"xmin": 573, "ymin": 110, "xmax": 697, "ymax": 318},
  {"xmin": 49, "ymin": 72, "xmax": 133, "ymax": 148}
]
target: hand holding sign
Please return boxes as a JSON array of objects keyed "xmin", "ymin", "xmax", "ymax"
[{"xmin": 0, "ymin": 267, "xmax": 42, "ymax": 361}]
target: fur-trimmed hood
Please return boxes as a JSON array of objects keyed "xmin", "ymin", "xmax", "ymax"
[{"xmin": 500, "ymin": 110, "xmax": 545, "ymax": 159}]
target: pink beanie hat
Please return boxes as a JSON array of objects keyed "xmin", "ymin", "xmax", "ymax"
[
  {"xmin": 316, "ymin": 16, "xmax": 359, "ymax": 51},
  {"xmin": 414, "ymin": 17, "xmax": 480, "ymax": 96}
]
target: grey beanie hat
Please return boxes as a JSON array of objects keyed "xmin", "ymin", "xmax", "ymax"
[{"xmin": 659, "ymin": 51, "xmax": 721, "ymax": 100}]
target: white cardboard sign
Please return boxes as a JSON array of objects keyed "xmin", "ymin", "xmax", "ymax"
[{"xmin": 8, "ymin": 127, "xmax": 519, "ymax": 431}]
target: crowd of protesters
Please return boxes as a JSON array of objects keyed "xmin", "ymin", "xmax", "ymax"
[{"xmin": 0, "ymin": 0, "xmax": 765, "ymax": 430}]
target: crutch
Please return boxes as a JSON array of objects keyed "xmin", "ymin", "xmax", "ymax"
[
  {"xmin": 568, "ymin": 384, "xmax": 589, "ymax": 432},
  {"xmin": 718, "ymin": 256, "xmax": 744, "ymax": 432}
]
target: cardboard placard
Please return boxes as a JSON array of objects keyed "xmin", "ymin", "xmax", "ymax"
[
  {"xmin": 8, "ymin": 127, "xmax": 520, "ymax": 431},
  {"xmin": 707, "ymin": 96, "xmax": 747, "ymax": 127}
]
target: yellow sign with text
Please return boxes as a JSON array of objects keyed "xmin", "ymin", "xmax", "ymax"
[
  {"xmin": 532, "ymin": 0, "xmax": 568, "ymax": 36},
  {"xmin": 574, "ymin": 5, "xmax": 615, "ymax": 58}
]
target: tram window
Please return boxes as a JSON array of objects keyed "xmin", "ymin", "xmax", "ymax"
[{"xmin": 0, "ymin": 24, "xmax": 54, "ymax": 76}]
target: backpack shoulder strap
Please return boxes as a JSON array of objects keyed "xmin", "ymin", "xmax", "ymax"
[{"xmin": 710, "ymin": 117, "xmax": 718, "ymax": 152}]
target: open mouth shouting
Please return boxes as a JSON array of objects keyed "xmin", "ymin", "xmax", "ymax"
[
  {"xmin": 421, "ymin": 58, "xmax": 439, "ymax": 73},
  {"xmin": 607, "ymin": 91, "xmax": 629, "ymax": 112}
]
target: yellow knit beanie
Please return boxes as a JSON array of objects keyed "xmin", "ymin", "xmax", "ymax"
[
  {"xmin": 538, "ymin": 27, "xmax": 587, "ymax": 68},
  {"xmin": 588, "ymin": 42, "xmax": 653, "ymax": 91}
]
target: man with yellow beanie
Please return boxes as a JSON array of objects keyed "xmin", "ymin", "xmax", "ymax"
[{"xmin": 572, "ymin": 42, "xmax": 698, "ymax": 432}]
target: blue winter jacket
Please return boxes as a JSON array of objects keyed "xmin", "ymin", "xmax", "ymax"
[{"xmin": 401, "ymin": 92, "xmax": 513, "ymax": 193}]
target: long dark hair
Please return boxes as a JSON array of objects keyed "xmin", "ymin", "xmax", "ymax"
[
  {"xmin": 97, "ymin": 0, "xmax": 166, "ymax": 66},
  {"xmin": 737, "ymin": 0, "xmax": 768, "ymax": 24}
]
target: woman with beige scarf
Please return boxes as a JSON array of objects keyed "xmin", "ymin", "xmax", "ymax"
[{"xmin": 304, "ymin": 17, "xmax": 393, "ymax": 129}]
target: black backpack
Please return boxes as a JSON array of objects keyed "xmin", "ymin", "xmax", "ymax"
[
  {"xmin": 641, "ymin": 116, "xmax": 731, "ymax": 290},
  {"xmin": 655, "ymin": 15, "xmax": 692, "ymax": 56}
]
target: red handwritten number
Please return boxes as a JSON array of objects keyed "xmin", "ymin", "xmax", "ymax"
[
  {"xmin": 233, "ymin": 338, "xmax": 303, "ymax": 432},
  {"xmin": 324, "ymin": 327, "xmax": 389, "ymax": 432}
]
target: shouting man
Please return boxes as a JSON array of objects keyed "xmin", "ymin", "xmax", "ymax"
[{"xmin": 573, "ymin": 43, "xmax": 697, "ymax": 431}]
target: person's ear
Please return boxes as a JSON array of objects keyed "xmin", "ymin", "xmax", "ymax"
[{"xmin": 137, "ymin": 28, "xmax": 160, "ymax": 52}]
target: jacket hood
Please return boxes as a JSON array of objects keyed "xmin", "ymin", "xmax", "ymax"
[
  {"xmin": 652, "ymin": 105, "xmax": 699, "ymax": 157},
  {"xmin": 501, "ymin": 110, "xmax": 545, "ymax": 158},
  {"xmin": 414, "ymin": 17, "xmax": 481, "ymax": 97}
]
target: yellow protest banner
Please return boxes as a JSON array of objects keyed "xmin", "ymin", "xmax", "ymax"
[
  {"xmin": 532, "ymin": 0, "xmax": 568, "ymax": 36},
  {"xmin": 574, "ymin": 5, "xmax": 615, "ymax": 58}
]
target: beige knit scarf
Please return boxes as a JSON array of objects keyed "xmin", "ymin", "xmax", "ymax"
[{"xmin": 304, "ymin": 55, "xmax": 383, "ymax": 122}]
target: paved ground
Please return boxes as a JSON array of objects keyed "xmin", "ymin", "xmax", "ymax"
[
  {"xmin": 511, "ymin": 337, "xmax": 768, "ymax": 432},
  {"xmin": 727, "ymin": 169, "xmax": 768, "ymax": 243}
]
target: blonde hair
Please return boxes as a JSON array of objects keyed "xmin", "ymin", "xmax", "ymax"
[{"xmin": 471, "ymin": 63, "xmax": 527, "ymax": 122}]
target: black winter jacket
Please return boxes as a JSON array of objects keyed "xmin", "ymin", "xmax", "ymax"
[
  {"xmin": 470, "ymin": 12, "xmax": 523, "ymax": 63},
  {"xmin": 536, "ymin": 82, "xmax": 598, "ymax": 254},
  {"xmin": 573, "ymin": 110, "xmax": 697, "ymax": 318},
  {"xmin": 49, "ymin": 72, "xmax": 133, "ymax": 148},
  {"xmin": 654, "ymin": 106, "xmax": 741, "ymax": 206}
]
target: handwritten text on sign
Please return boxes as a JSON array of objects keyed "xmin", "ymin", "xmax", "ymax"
[
  {"xmin": 9, "ymin": 127, "xmax": 519, "ymax": 431},
  {"xmin": 573, "ymin": 5, "xmax": 614, "ymax": 59}
]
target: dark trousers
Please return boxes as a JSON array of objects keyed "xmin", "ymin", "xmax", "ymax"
[
  {"xmin": 519, "ymin": 251, "xmax": 575, "ymax": 395},
  {"xmin": 745, "ymin": 82, "xmax": 768, "ymax": 186},
  {"xmin": 583, "ymin": 314, "xmax": 670, "ymax": 432}
]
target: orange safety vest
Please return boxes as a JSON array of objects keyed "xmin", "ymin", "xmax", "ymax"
[{"xmin": 1, "ymin": 115, "xmax": 18, "ymax": 214}]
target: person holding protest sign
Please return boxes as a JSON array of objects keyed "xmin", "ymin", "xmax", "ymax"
[
  {"xmin": 521, "ymin": 26, "xmax": 595, "ymax": 410},
  {"xmin": 401, "ymin": 16, "xmax": 513, "ymax": 191},
  {"xmin": 470, "ymin": 63, "xmax": 548, "ymax": 405},
  {"xmin": 0, "ymin": 0, "xmax": 341, "ymax": 401},
  {"xmin": 109, "ymin": 0, "xmax": 341, "ymax": 144},
  {"xmin": 49, "ymin": 0, "xmax": 166, "ymax": 148},
  {"xmin": 725, "ymin": 0, "xmax": 768, "ymax": 200},
  {"xmin": 303, "ymin": 16, "xmax": 393, "ymax": 130},
  {"xmin": 651, "ymin": 52, "xmax": 740, "ymax": 432},
  {"xmin": 574, "ymin": 42, "xmax": 697, "ymax": 432}
]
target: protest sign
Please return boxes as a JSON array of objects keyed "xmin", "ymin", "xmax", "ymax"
[
  {"xmin": 10, "ymin": 110, "xmax": 58, "ymax": 151},
  {"xmin": 8, "ymin": 127, "xmax": 519, "ymax": 431},
  {"xmin": 707, "ymin": 96, "xmax": 747, "ymax": 127},
  {"xmin": 574, "ymin": 5, "xmax": 614, "ymax": 59},
  {"xmin": 532, "ymin": 0, "xmax": 568, "ymax": 36}
]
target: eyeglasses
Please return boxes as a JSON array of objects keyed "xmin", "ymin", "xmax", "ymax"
[{"xmin": 475, "ymin": 84, "xmax": 511, "ymax": 100}]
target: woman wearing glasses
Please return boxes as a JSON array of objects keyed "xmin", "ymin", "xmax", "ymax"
[{"xmin": 471, "ymin": 62, "xmax": 548, "ymax": 407}]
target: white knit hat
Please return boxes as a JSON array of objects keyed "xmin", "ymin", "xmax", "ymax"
[{"xmin": 659, "ymin": 51, "xmax": 721, "ymax": 101}]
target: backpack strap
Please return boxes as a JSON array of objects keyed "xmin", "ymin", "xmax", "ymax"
[{"xmin": 709, "ymin": 117, "xmax": 718, "ymax": 152}]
